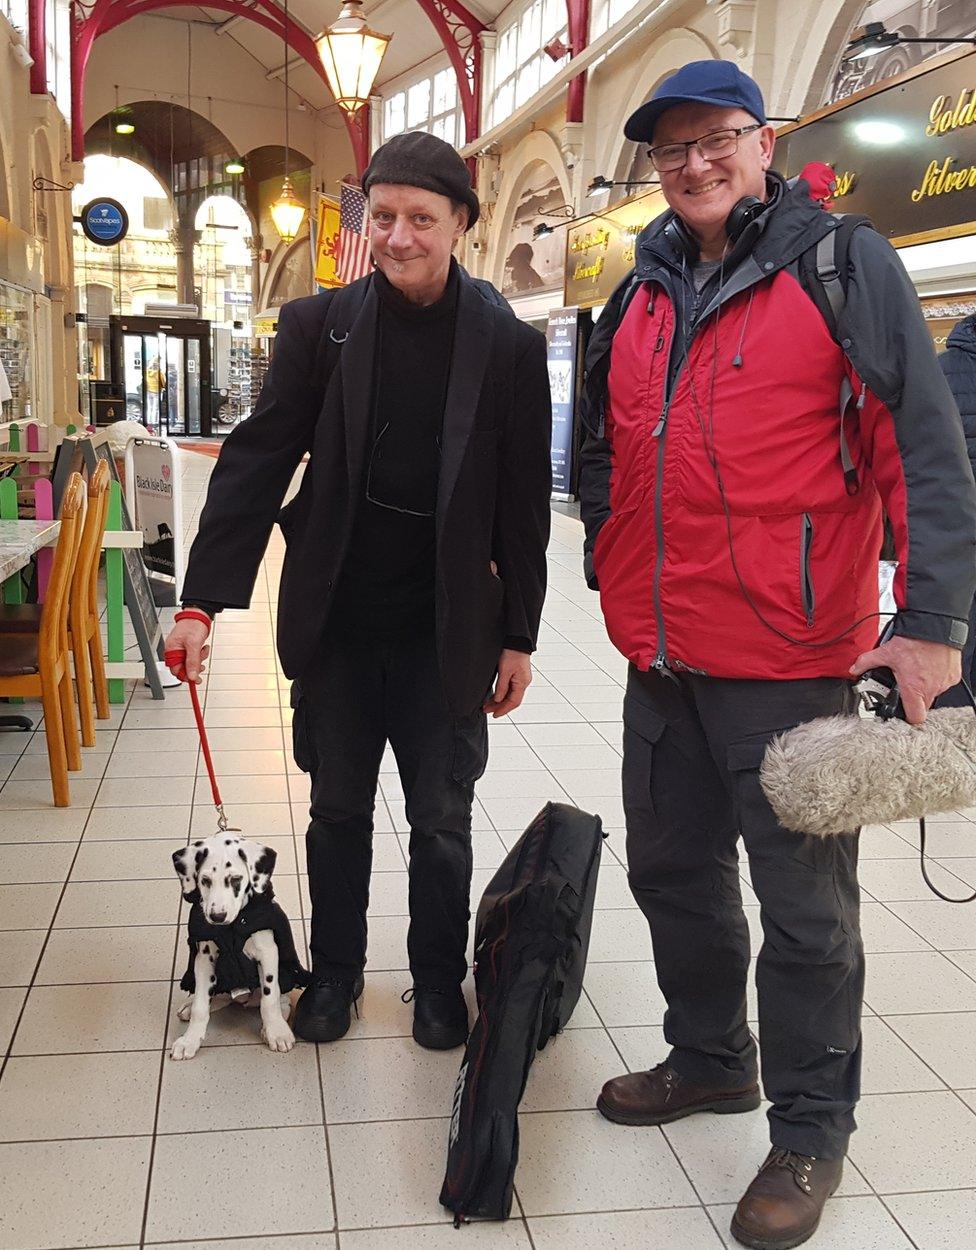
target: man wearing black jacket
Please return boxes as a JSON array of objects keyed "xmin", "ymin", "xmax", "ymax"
[{"xmin": 165, "ymin": 132, "xmax": 552, "ymax": 1050}]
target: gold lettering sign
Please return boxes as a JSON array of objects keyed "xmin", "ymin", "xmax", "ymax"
[
  {"xmin": 911, "ymin": 156, "xmax": 976, "ymax": 201},
  {"xmin": 925, "ymin": 88, "xmax": 976, "ymax": 138},
  {"xmin": 833, "ymin": 170, "xmax": 858, "ymax": 197},
  {"xmin": 569, "ymin": 227, "xmax": 611, "ymax": 254}
]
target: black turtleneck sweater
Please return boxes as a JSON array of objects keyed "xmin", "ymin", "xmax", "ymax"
[{"xmin": 328, "ymin": 261, "xmax": 459, "ymax": 640}]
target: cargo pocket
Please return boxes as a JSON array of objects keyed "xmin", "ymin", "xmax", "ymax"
[
  {"xmin": 621, "ymin": 696, "xmax": 666, "ymax": 830},
  {"xmin": 451, "ymin": 707, "xmax": 489, "ymax": 787},
  {"xmin": 289, "ymin": 681, "xmax": 316, "ymax": 775},
  {"xmin": 727, "ymin": 737, "xmax": 832, "ymax": 872}
]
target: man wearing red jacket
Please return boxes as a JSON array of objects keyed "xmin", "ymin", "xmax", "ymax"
[{"xmin": 580, "ymin": 61, "xmax": 976, "ymax": 1250}]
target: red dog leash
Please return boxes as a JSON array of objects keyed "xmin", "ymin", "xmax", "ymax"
[{"xmin": 164, "ymin": 644, "xmax": 237, "ymax": 833}]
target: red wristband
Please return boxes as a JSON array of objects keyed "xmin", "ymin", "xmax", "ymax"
[{"xmin": 174, "ymin": 608, "xmax": 213, "ymax": 633}]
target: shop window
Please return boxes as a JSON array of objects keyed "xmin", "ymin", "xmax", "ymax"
[
  {"xmin": 0, "ymin": 280, "xmax": 34, "ymax": 425},
  {"xmin": 407, "ymin": 80, "xmax": 432, "ymax": 128}
]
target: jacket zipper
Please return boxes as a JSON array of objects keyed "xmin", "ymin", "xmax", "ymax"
[{"xmin": 800, "ymin": 513, "xmax": 815, "ymax": 627}]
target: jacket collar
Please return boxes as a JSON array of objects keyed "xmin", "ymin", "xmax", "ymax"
[{"xmin": 634, "ymin": 171, "xmax": 837, "ymax": 288}]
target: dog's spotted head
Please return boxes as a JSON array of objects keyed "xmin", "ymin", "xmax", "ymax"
[{"xmin": 171, "ymin": 834, "xmax": 277, "ymax": 925}]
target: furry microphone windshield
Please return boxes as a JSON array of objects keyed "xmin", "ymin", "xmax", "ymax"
[{"xmin": 760, "ymin": 706, "xmax": 976, "ymax": 838}]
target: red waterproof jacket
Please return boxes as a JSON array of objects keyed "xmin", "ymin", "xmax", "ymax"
[{"xmin": 579, "ymin": 175, "xmax": 976, "ymax": 680}]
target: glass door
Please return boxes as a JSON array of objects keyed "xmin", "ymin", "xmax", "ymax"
[
  {"xmin": 185, "ymin": 338, "xmax": 202, "ymax": 436},
  {"xmin": 163, "ymin": 336, "xmax": 186, "ymax": 436},
  {"xmin": 124, "ymin": 334, "xmax": 148, "ymax": 423}
]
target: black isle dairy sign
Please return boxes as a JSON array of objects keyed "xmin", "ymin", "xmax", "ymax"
[{"xmin": 774, "ymin": 51, "xmax": 976, "ymax": 244}]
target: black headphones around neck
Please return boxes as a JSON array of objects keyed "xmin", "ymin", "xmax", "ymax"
[{"xmin": 663, "ymin": 195, "xmax": 767, "ymax": 264}]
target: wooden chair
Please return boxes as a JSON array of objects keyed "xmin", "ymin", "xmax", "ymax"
[
  {"xmin": 70, "ymin": 460, "xmax": 111, "ymax": 746},
  {"xmin": 0, "ymin": 473, "xmax": 86, "ymax": 806}
]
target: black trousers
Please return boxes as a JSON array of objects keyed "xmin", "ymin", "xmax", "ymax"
[
  {"xmin": 622, "ymin": 666, "xmax": 863, "ymax": 1159},
  {"xmin": 292, "ymin": 630, "xmax": 488, "ymax": 990}
]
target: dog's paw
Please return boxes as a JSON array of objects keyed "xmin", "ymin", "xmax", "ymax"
[
  {"xmin": 170, "ymin": 1033, "xmax": 202, "ymax": 1060},
  {"xmin": 261, "ymin": 1021, "xmax": 295, "ymax": 1053}
]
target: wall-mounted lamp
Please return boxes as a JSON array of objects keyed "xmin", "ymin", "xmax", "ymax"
[
  {"xmin": 844, "ymin": 21, "xmax": 976, "ymax": 62},
  {"xmin": 33, "ymin": 176, "xmax": 75, "ymax": 193},
  {"xmin": 586, "ymin": 175, "xmax": 660, "ymax": 198},
  {"xmin": 225, "ymin": 159, "xmax": 246, "ymax": 175}
]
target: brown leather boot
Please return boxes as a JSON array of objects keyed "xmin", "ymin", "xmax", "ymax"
[
  {"xmin": 730, "ymin": 1148, "xmax": 844, "ymax": 1250},
  {"xmin": 596, "ymin": 1062, "xmax": 761, "ymax": 1126}
]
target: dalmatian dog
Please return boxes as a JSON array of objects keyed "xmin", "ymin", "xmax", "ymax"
[{"xmin": 170, "ymin": 833, "xmax": 310, "ymax": 1060}]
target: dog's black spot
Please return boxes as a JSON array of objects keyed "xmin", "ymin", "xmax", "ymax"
[
  {"xmin": 201, "ymin": 944, "xmax": 210, "ymax": 955},
  {"xmin": 263, "ymin": 986, "xmax": 271, "ymax": 996},
  {"xmin": 194, "ymin": 840, "xmax": 203, "ymax": 847},
  {"xmin": 238, "ymin": 848, "xmax": 248, "ymax": 863},
  {"xmin": 210, "ymin": 974, "xmax": 216, "ymax": 983},
  {"xmin": 266, "ymin": 974, "xmax": 274, "ymax": 983},
  {"xmin": 195, "ymin": 848, "xmax": 207, "ymax": 866},
  {"xmin": 254, "ymin": 848, "xmax": 276, "ymax": 873},
  {"xmin": 225, "ymin": 839, "xmax": 232, "ymax": 845},
  {"xmin": 231, "ymin": 878, "xmax": 242, "ymax": 898},
  {"xmin": 225, "ymin": 861, "xmax": 231, "ymax": 868},
  {"xmin": 209, "ymin": 986, "xmax": 216, "ymax": 996}
]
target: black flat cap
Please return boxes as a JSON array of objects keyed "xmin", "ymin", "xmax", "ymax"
[{"xmin": 362, "ymin": 132, "xmax": 480, "ymax": 231}]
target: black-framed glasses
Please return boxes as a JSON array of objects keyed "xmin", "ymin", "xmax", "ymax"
[{"xmin": 648, "ymin": 124, "xmax": 762, "ymax": 172}]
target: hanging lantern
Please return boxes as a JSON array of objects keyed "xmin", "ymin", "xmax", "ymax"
[
  {"xmin": 269, "ymin": 175, "xmax": 306, "ymax": 243},
  {"xmin": 315, "ymin": 1, "xmax": 392, "ymax": 115},
  {"xmin": 225, "ymin": 158, "xmax": 245, "ymax": 175}
]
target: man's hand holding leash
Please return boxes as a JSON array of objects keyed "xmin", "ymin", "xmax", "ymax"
[{"xmin": 165, "ymin": 608, "xmax": 212, "ymax": 684}]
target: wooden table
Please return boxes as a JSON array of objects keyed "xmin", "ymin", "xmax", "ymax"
[{"xmin": 0, "ymin": 519, "xmax": 60, "ymax": 730}]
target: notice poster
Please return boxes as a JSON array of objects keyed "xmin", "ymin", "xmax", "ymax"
[
  {"xmin": 546, "ymin": 307, "xmax": 580, "ymax": 499},
  {"xmin": 125, "ymin": 438, "xmax": 184, "ymax": 601}
]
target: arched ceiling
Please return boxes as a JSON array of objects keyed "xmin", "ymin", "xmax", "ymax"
[{"xmin": 152, "ymin": 2, "xmax": 511, "ymax": 112}]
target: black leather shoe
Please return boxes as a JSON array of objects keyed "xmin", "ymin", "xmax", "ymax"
[
  {"xmin": 293, "ymin": 974, "xmax": 364, "ymax": 1043},
  {"xmin": 403, "ymin": 984, "xmax": 468, "ymax": 1050}
]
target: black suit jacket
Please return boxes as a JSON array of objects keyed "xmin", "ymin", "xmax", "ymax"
[{"xmin": 182, "ymin": 267, "xmax": 552, "ymax": 713}]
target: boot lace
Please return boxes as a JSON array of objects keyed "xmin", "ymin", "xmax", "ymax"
[{"xmin": 761, "ymin": 1148, "xmax": 816, "ymax": 1193}]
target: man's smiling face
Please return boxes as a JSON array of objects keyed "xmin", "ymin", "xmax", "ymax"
[{"xmin": 653, "ymin": 103, "xmax": 774, "ymax": 246}]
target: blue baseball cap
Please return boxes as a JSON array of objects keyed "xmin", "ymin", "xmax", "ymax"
[{"xmin": 624, "ymin": 60, "xmax": 767, "ymax": 143}]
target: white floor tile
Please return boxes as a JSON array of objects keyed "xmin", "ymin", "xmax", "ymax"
[
  {"xmin": 330, "ymin": 1117, "xmax": 453, "ymax": 1228},
  {"xmin": 84, "ymin": 803, "xmax": 192, "ymax": 840},
  {"xmin": 0, "ymin": 987, "xmax": 27, "ymax": 1052},
  {"xmin": 147, "ymin": 1126, "xmax": 334, "ymax": 1241},
  {"xmin": 0, "ymin": 1136, "xmax": 151, "ymax": 1249},
  {"xmin": 0, "ymin": 841, "xmax": 75, "ymax": 884},
  {"xmin": 863, "ymin": 951, "xmax": 976, "ymax": 1014},
  {"xmin": 849, "ymin": 1091, "xmax": 976, "ymax": 1191},
  {"xmin": 320, "ymin": 1035, "xmax": 461, "ymax": 1123},
  {"xmin": 0, "ymin": 883, "xmax": 60, "ymax": 930},
  {"xmin": 0, "ymin": 930, "xmax": 45, "ymax": 986},
  {"xmin": 70, "ymin": 838, "xmax": 176, "ymax": 881},
  {"xmin": 343, "ymin": 1225, "xmax": 529, "ymax": 1249},
  {"xmin": 520, "ymin": 1027, "xmax": 623, "ymax": 1113},
  {"xmin": 55, "ymin": 878, "xmax": 180, "ymax": 928},
  {"xmin": 585, "ymin": 960, "xmax": 666, "ymax": 1028},
  {"xmin": 0, "ymin": 1050, "xmax": 160, "ymax": 1140},
  {"xmin": 12, "ymin": 980, "xmax": 171, "ymax": 1054},
  {"xmin": 516, "ymin": 1109, "xmax": 698, "ymax": 1215},
  {"xmin": 36, "ymin": 924, "xmax": 177, "ymax": 984},
  {"xmin": 886, "ymin": 1189, "xmax": 976, "ymax": 1249},
  {"xmin": 157, "ymin": 1042, "xmax": 322, "ymax": 1132},
  {"xmin": 885, "ymin": 1012, "xmax": 976, "ymax": 1089}
]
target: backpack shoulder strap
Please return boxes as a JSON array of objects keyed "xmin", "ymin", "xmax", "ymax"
[{"xmin": 799, "ymin": 213, "xmax": 871, "ymax": 341}]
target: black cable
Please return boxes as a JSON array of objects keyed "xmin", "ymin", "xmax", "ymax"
[{"xmin": 916, "ymin": 675, "xmax": 976, "ymax": 904}]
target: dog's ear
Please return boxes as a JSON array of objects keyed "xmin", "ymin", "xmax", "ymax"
[
  {"xmin": 237, "ymin": 840, "xmax": 277, "ymax": 893},
  {"xmin": 172, "ymin": 844, "xmax": 201, "ymax": 902}
]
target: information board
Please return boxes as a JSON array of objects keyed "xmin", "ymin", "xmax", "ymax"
[{"xmin": 546, "ymin": 307, "xmax": 581, "ymax": 499}]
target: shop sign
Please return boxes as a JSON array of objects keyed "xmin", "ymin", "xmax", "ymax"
[
  {"xmin": 80, "ymin": 199, "xmax": 129, "ymax": 247},
  {"xmin": 564, "ymin": 190, "xmax": 665, "ymax": 308},
  {"xmin": 223, "ymin": 291, "xmax": 252, "ymax": 305},
  {"xmin": 124, "ymin": 437, "xmax": 184, "ymax": 596},
  {"xmin": 546, "ymin": 307, "xmax": 581, "ymax": 498},
  {"xmin": 773, "ymin": 51, "xmax": 976, "ymax": 245}
]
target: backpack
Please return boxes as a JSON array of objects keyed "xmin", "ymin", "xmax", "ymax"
[{"xmin": 440, "ymin": 802, "xmax": 605, "ymax": 1224}]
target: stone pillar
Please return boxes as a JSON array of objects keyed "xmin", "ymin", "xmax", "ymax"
[{"xmin": 169, "ymin": 223, "xmax": 200, "ymax": 309}]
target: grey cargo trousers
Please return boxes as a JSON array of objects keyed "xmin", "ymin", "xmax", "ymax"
[{"xmin": 622, "ymin": 665, "xmax": 862, "ymax": 1159}]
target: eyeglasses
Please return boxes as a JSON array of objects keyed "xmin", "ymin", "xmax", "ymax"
[{"xmin": 648, "ymin": 124, "xmax": 762, "ymax": 173}]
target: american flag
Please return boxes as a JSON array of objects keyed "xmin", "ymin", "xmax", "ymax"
[{"xmin": 338, "ymin": 181, "xmax": 372, "ymax": 284}]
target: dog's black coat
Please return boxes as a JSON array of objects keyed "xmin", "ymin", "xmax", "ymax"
[{"xmin": 180, "ymin": 885, "xmax": 310, "ymax": 995}]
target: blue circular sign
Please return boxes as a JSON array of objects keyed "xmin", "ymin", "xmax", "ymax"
[{"xmin": 81, "ymin": 198, "xmax": 129, "ymax": 246}]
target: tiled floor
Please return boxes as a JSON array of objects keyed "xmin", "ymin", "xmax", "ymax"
[{"xmin": 2, "ymin": 450, "xmax": 976, "ymax": 1249}]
